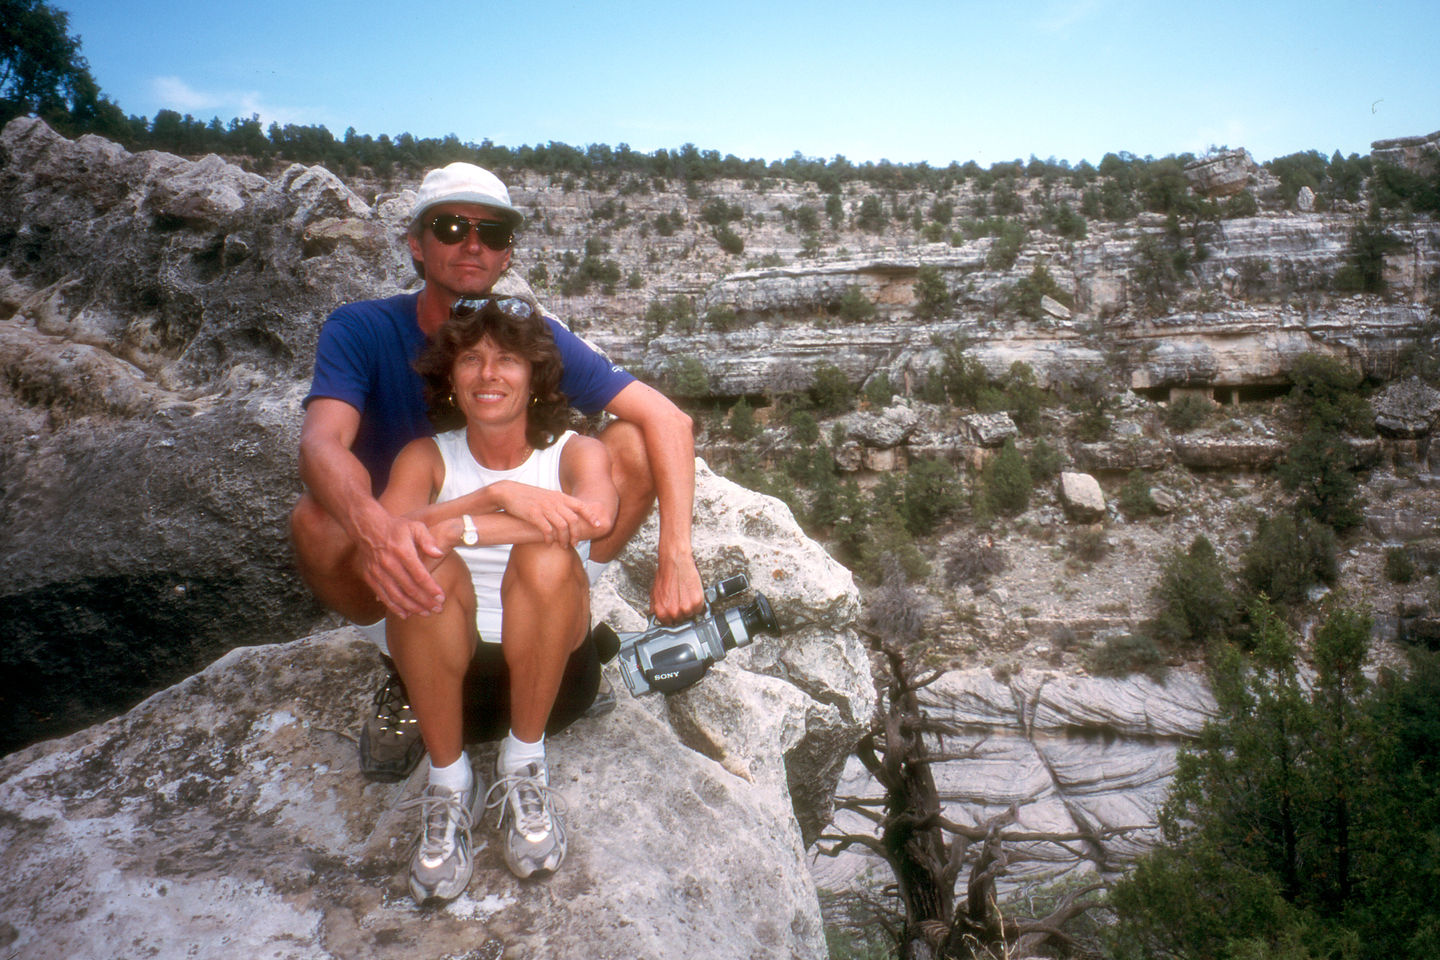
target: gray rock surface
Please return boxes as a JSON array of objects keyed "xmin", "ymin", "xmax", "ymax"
[
  {"xmin": 0, "ymin": 461, "xmax": 871, "ymax": 960},
  {"xmin": 0, "ymin": 632, "xmax": 826, "ymax": 960},
  {"xmin": 813, "ymin": 667, "xmax": 1216, "ymax": 891},
  {"xmin": 1059, "ymin": 471, "xmax": 1106, "ymax": 522},
  {"xmin": 1373, "ymin": 376, "xmax": 1440, "ymax": 438},
  {"xmin": 1183, "ymin": 149, "xmax": 1257, "ymax": 198}
]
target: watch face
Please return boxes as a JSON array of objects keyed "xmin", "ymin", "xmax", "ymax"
[{"xmin": 462, "ymin": 515, "xmax": 478, "ymax": 546}]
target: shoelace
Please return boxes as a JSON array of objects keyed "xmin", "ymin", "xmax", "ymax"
[
  {"xmin": 486, "ymin": 767, "xmax": 566, "ymax": 843},
  {"xmin": 373, "ymin": 676, "xmax": 417, "ymax": 737},
  {"xmin": 400, "ymin": 787, "xmax": 473, "ymax": 866}
]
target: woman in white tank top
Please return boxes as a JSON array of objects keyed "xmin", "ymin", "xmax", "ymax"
[{"xmin": 375, "ymin": 294, "xmax": 618, "ymax": 890}]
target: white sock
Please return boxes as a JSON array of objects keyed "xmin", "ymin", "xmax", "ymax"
[
  {"xmin": 499, "ymin": 731, "xmax": 545, "ymax": 774},
  {"xmin": 427, "ymin": 752, "xmax": 473, "ymax": 794}
]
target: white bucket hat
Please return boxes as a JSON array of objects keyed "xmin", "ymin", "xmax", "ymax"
[{"xmin": 410, "ymin": 162, "xmax": 524, "ymax": 228}]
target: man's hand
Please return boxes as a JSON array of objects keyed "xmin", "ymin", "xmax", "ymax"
[
  {"xmin": 489, "ymin": 480, "xmax": 606, "ymax": 548},
  {"xmin": 355, "ymin": 511, "xmax": 446, "ymax": 618},
  {"xmin": 651, "ymin": 550, "xmax": 704, "ymax": 624}
]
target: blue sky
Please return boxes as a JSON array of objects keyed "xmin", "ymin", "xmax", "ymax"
[{"xmin": 61, "ymin": 0, "xmax": 1439, "ymax": 167}]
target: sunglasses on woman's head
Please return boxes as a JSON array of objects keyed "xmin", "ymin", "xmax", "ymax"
[
  {"xmin": 427, "ymin": 213, "xmax": 514, "ymax": 251},
  {"xmin": 451, "ymin": 296, "xmax": 536, "ymax": 320}
]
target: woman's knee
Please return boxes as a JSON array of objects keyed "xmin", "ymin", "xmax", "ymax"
[{"xmin": 506, "ymin": 541, "xmax": 586, "ymax": 587}]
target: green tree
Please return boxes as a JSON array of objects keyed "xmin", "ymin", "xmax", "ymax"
[
  {"xmin": 900, "ymin": 459, "xmax": 963, "ymax": 537},
  {"xmin": 1240, "ymin": 512, "xmax": 1337, "ymax": 612},
  {"xmin": 1278, "ymin": 426, "xmax": 1362, "ymax": 530},
  {"xmin": 809, "ymin": 363, "xmax": 856, "ymax": 415},
  {"xmin": 855, "ymin": 194, "xmax": 886, "ymax": 232},
  {"xmin": 1150, "ymin": 535, "xmax": 1238, "ymax": 651},
  {"xmin": 983, "ymin": 438, "xmax": 1031, "ymax": 515},
  {"xmin": 728, "ymin": 396, "xmax": 757, "ymax": 440},
  {"xmin": 912, "ymin": 266, "xmax": 951, "ymax": 319},
  {"xmin": 0, "ymin": 0, "xmax": 102, "ymax": 125},
  {"xmin": 836, "ymin": 285, "xmax": 877, "ymax": 322},
  {"xmin": 1108, "ymin": 599, "xmax": 1440, "ymax": 960},
  {"xmin": 713, "ymin": 223, "xmax": 744, "ymax": 255}
]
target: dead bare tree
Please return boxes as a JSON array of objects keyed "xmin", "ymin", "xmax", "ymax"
[{"xmin": 816, "ymin": 562, "xmax": 1124, "ymax": 959}]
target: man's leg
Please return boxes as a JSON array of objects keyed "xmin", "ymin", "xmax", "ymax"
[
  {"xmin": 590, "ymin": 419, "xmax": 655, "ymax": 565},
  {"xmin": 289, "ymin": 492, "xmax": 384, "ymax": 625}
]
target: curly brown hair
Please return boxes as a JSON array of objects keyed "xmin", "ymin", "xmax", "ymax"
[{"xmin": 415, "ymin": 295, "xmax": 568, "ymax": 449}]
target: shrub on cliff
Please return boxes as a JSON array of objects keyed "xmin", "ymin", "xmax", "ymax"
[
  {"xmin": 809, "ymin": 363, "xmax": 856, "ymax": 415},
  {"xmin": 900, "ymin": 459, "xmax": 964, "ymax": 537},
  {"xmin": 835, "ymin": 285, "xmax": 877, "ymax": 323},
  {"xmin": 983, "ymin": 438, "xmax": 1031, "ymax": 515},
  {"xmin": 1239, "ymin": 512, "xmax": 1337, "ymax": 612},
  {"xmin": 1333, "ymin": 219, "xmax": 1406, "ymax": 294},
  {"xmin": 913, "ymin": 266, "xmax": 951, "ymax": 319},
  {"xmin": 713, "ymin": 224, "xmax": 744, "ymax": 255},
  {"xmin": 1150, "ymin": 535, "xmax": 1238, "ymax": 650},
  {"xmin": 728, "ymin": 397, "xmax": 757, "ymax": 440},
  {"xmin": 1162, "ymin": 395, "xmax": 1213, "ymax": 432}
]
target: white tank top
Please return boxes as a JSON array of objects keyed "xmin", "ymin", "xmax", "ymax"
[{"xmin": 432, "ymin": 428, "xmax": 589, "ymax": 642}]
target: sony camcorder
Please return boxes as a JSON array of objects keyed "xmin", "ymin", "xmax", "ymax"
[{"xmin": 593, "ymin": 574, "xmax": 779, "ymax": 697}]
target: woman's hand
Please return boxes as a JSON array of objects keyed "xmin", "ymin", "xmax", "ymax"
[
  {"xmin": 427, "ymin": 516, "xmax": 466, "ymax": 556},
  {"xmin": 489, "ymin": 480, "xmax": 607, "ymax": 548}
]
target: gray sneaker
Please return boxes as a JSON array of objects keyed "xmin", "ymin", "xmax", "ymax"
[
  {"xmin": 485, "ymin": 758, "xmax": 567, "ymax": 878},
  {"xmin": 359, "ymin": 667, "xmax": 425, "ymax": 782},
  {"xmin": 401, "ymin": 779, "xmax": 479, "ymax": 904}
]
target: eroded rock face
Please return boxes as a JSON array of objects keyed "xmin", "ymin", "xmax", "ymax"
[
  {"xmin": 0, "ymin": 631, "xmax": 830, "ymax": 960},
  {"xmin": 814, "ymin": 667, "xmax": 1216, "ymax": 892},
  {"xmin": 1184, "ymin": 148, "xmax": 1258, "ymax": 199},
  {"xmin": 0, "ymin": 461, "xmax": 871, "ymax": 960},
  {"xmin": 0, "ymin": 118, "xmax": 406, "ymax": 750}
]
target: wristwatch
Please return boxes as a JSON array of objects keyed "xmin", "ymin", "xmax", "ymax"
[{"xmin": 461, "ymin": 514, "xmax": 478, "ymax": 547}]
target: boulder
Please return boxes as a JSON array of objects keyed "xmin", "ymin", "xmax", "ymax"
[
  {"xmin": 841, "ymin": 399, "xmax": 919, "ymax": 448},
  {"xmin": 1170, "ymin": 435, "xmax": 1287, "ymax": 469},
  {"xmin": 1373, "ymin": 376, "xmax": 1440, "ymax": 438},
  {"xmin": 960, "ymin": 411, "xmax": 1018, "ymax": 447},
  {"xmin": 0, "ymin": 631, "xmax": 830, "ymax": 960},
  {"xmin": 1296, "ymin": 185, "xmax": 1317, "ymax": 212},
  {"xmin": 1058, "ymin": 471, "xmax": 1106, "ymax": 522},
  {"xmin": 0, "ymin": 461, "xmax": 870, "ymax": 960},
  {"xmin": 1183, "ymin": 149, "xmax": 1257, "ymax": 199}
]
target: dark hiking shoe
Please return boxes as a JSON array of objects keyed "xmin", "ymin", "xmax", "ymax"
[{"xmin": 359, "ymin": 667, "xmax": 425, "ymax": 782}]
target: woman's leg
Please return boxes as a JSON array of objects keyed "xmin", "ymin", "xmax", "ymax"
[
  {"xmin": 386, "ymin": 552, "xmax": 477, "ymax": 768},
  {"xmin": 499, "ymin": 541, "xmax": 590, "ymax": 742}
]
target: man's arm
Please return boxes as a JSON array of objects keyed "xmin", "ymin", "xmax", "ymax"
[
  {"xmin": 298, "ymin": 398, "xmax": 445, "ymax": 618},
  {"xmin": 604, "ymin": 380, "xmax": 704, "ymax": 622}
]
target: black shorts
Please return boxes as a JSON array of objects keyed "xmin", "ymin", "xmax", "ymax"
[{"xmin": 459, "ymin": 631, "xmax": 601, "ymax": 743}]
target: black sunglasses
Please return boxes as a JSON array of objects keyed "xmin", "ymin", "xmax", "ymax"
[
  {"xmin": 451, "ymin": 296, "xmax": 536, "ymax": 320},
  {"xmin": 427, "ymin": 213, "xmax": 514, "ymax": 251}
]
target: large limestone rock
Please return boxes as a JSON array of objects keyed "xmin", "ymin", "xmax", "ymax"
[
  {"xmin": 0, "ymin": 461, "xmax": 871, "ymax": 960},
  {"xmin": 1373, "ymin": 376, "xmax": 1440, "ymax": 438},
  {"xmin": 1183, "ymin": 148, "xmax": 1257, "ymax": 199},
  {"xmin": 814, "ymin": 667, "xmax": 1216, "ymax": 892},
  {"xmin": 0, "ymin": 631, "xmax": 828, "ymax": 960},
  {"xmin": 1059, "ymin": 471, "xmax": 1106, "ymax": 522},
  {"xmin": 1372, "ymin": 130, "xmax": 1440, "ymax": 175},
  {"xmin": 0, "ymin": 118, "xmax": 416, "ymax": 750}
]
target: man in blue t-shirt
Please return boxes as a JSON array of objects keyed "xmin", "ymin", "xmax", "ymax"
[
  {"xmin": 293, "ymin": 163, "xmax": 702, "ymax": 625},
  {"xmin": 290, "ymin": 163, "xmax": 705, "ymax": 898}
]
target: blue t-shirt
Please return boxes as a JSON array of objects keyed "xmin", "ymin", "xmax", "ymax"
[{"xmin": 304, "ymin": 292, "xmax": 634, "ymax": 493}]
